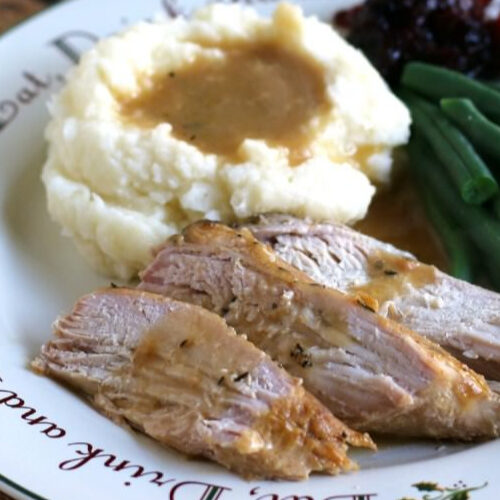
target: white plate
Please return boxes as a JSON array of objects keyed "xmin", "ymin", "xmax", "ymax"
[{"xmin": 0, "ymin": 1, "xmax": 497, "ymax": 499}]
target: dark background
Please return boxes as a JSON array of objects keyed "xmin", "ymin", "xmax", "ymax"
[{"xmin": 0, "ymin": 0, "xmax": 59, "ymax": 33}]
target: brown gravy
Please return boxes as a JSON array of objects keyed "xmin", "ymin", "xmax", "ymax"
[
  {"xmin": 120, "ymin": 44, "xmax": 328, "ymax": 162},
  {"xmin": 351, "ymin": 250, "xmax": 438, "ymax": 306},
  {"xmin": 355, "ymin": 170, "xmax": 449, "ymax": 271}
]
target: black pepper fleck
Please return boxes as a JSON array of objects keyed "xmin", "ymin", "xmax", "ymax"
[
  {"xmin": 233, "ymin": 372, "xmax": 249, "ymax": 382},
  {"xmin": 290, "ymin": 343, "xmax": 312, "ymax": 368},
  {"xmin": 384, "ymin": 270, "xmax": 398, "ymax": 276}
]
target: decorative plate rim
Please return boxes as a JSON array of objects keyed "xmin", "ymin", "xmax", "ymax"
[{"xmin": 0, "ymin": 1, "xmax": 497, "ymax": 499}]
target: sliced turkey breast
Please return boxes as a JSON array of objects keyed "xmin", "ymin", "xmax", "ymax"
[
  {"xmin": 246, "ymin": 214, "xmax": 500, "ymax": 381},
  {"xmin": 139, "ymin": 221, "xmax": 500, "ymax": 439},
  {"xmin": 32, "ymin": 288, "xmax": 372, "ymax": 479}
]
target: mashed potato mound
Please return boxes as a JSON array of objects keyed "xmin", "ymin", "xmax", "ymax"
[{"xmin": 43, "ymin": 2, "xmax": 411, "ymax": 279}]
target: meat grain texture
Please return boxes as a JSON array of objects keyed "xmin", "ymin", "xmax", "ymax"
[
  {"xmin": 247, "ymin": 215, "xmax": 500, "ymax": 382},
  {"xmin": 32, "ymin": 288, "xmax": 373, "ymax": 480},
  {"xmin": 139, "ymin": 221, "xmax": 500, "ymax": 439}
]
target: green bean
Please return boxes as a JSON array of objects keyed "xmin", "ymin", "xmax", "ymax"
[
  {"xmin": 441, "ymin": 98, "xmax": 500, "ymax": 159},
  {"xmin": 408, "ymin": 136, "xmax": 476, "ymax": 281},
  {"xmin": 400, "ymin": 89, "xmax": 498, "ymax": 204},
  {"xmin": 490, "ymin": 194, "xmax": 500, "ymax": 219},
  {"xmin": 483, "ymin": 260, "xmax": 500, "ymax": 291},
  {"xmin": 401, "ymin": 62, "xmax": 500, "ymax": 120},
  {"xmin": 482, "ymin": 80, "xmax": 500, "ymax": 94},
  {"xmin": 420, "ymin": 187, "xmax": 476, "ymax": 281},
  {"xmin": 406, "ymin": 136, "xmax": 500, "ymax": 289}
]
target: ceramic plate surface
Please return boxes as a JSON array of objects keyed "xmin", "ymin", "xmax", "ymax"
[{"xmin": 0, "ymin": 0, "xmax": 497, "ymax": 499}]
